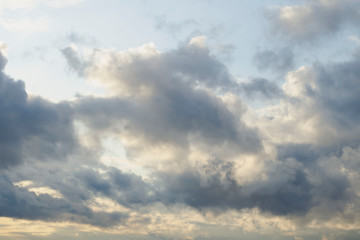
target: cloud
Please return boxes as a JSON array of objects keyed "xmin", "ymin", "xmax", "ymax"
[
  {"xmin": 2, "ymin": 32, "xmax": 360, "ymax": 239},
  {"xmin": 65, "ymin": 31, "xmax": 97, "ymax": 45},
  {"xmin": 0, "ymin": 43, "xmax": 260, "ymax": 230},
  {"xmin": 156, "ymin": 157, "xmax": 313, "ymax": 216},
  {"xmin": 0, "ymin": 173, "xmax": 129, "ymax": 227},
  {"xmin": 239, "ymin": 78, "xmax": 283, "ymax": 99},
  {"xmin": 253, "ymin": 48, "xmax": 294, "ymax": 72},
  {"xmin": 62, "ymin": 39, "xmax": 237, "ymax": 92},
  {"xmin": 154, "ymin": 15, "xmax": 197, "ymax": 37},
  {"xmin": 284, "ymin": 55, "xmax": 360, "ymax": 134},
  {"xmin": 266, "ymin": 0, "xmax": 360, "ymax": 42},
  {"xmin": 0, "ymin": 52, "xmax": 80, "ymax": 168},
  {"xmin": 61, "ymin": 38, "xmax": 360, "ymax": 224},
  {"xmin": 63, "ymin": 39, "xmax": 262, "ymax": 170}
]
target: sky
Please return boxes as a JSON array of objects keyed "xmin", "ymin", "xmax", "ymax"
[{"xmin": 1, "ymin": 0, "xmax": 360, "ymax": 239}]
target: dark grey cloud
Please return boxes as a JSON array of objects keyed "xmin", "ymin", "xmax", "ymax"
[
  {"xmin": 75, "ymin": 167, "xmax": 156, "ymax": 207},
  {"xmin": 0, "ymin": 52, "xmax": 132, "ymax": 227},
  {"xmin": 277, "ymin": 144, "xmax": 320, "ymax": 167},
  {"xmin": 157, "ymin": 159, "xmax": 313, "ymax": 216},
  {"xmin": 253, "ymin": 48, "xmax": 294, "ymax": 72},
  {"xmin": 266, "ymin": 0, "xmax": 360, "ymax": 42},
  {"xmin": 151, "ymin": 147, "xmax": 356, "ymax": 219},
  {"xmin": 0, "ymin": 52, "xmax": 78, "ymax": 168},
  {"xmin": 314, "ymin": 58, "xmax": 360, "ymax": 129},
  {"xmin": 0, "ymin": 172, "xmax": 130, "ymax": 227}
]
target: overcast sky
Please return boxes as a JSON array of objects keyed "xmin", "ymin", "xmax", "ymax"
[{"xmin": 1, "ymin": 0, "xmax": 360, "ymax": 240}]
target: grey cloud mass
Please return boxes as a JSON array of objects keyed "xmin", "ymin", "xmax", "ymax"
[
  {"xmin": 0, "ymin": 52, "xmax": 78, "ymax": 168},
  {"xmin": 0, "ymin": 167, "xmax": 137, "ymax": 227},
  {"xmin": 157, "ymin": 159, "xmax": 313, "ymax": 216}
]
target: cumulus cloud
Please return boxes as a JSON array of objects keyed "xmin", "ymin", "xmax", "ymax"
[
  {"xmin": 266, "ymin": 0, "xmax": 360, "ymax": 42},
  {"xmin": 63, "ymin": 39, "xmax": 262, "ymax": 172}
]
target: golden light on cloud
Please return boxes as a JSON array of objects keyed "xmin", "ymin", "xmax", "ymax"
[{"xmin": 14, "ymin": 181, "xmax": 63, "ymax": 199}]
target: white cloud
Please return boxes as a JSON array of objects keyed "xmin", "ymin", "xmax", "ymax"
[{"xmin": 189, "ymin": 35, "xmax": 207, "ymax": 48}]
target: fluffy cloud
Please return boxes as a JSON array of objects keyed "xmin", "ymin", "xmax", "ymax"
[{"xmin": 63, "ymin": 39, "xmax": 262, "ymax": 170}]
